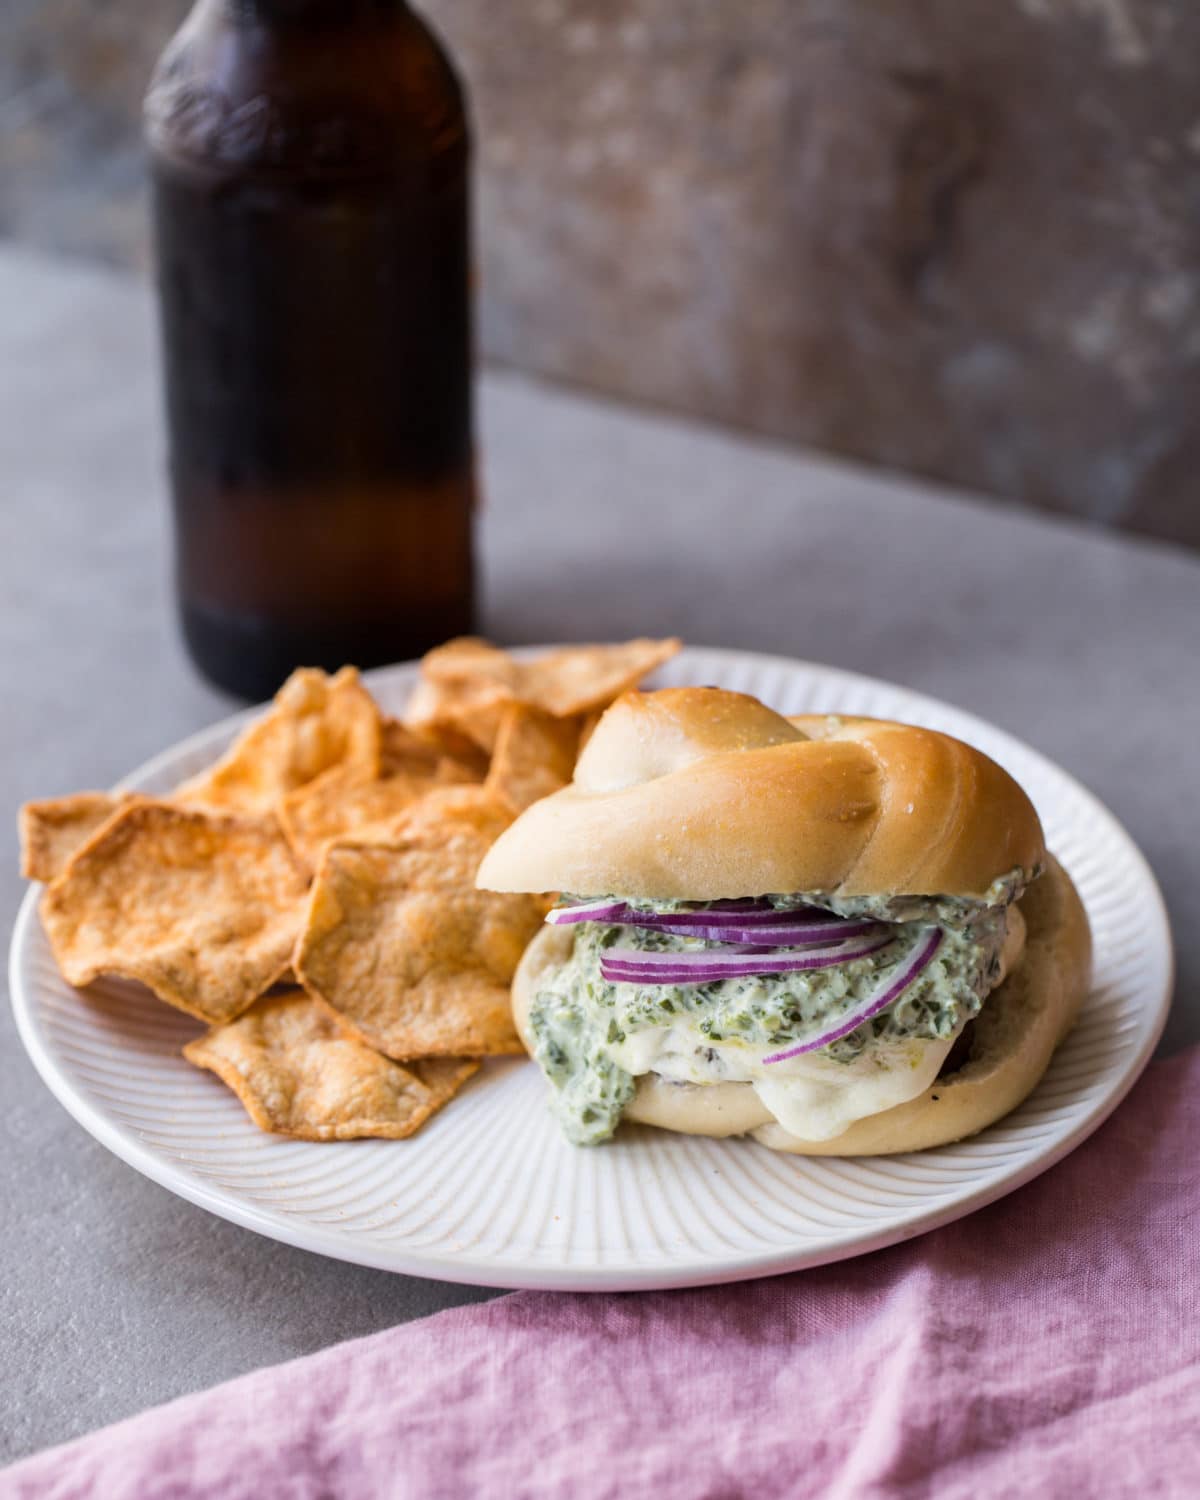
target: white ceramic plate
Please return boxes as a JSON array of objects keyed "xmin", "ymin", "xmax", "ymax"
[{"xmin": 10, "ymin": 648, "xmax": 1172, "ymax": 1291}]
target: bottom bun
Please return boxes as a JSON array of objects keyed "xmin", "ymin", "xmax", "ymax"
[{"xmin": 511, "ymin": 855, "xmax": 1092, "ymax": 1155}]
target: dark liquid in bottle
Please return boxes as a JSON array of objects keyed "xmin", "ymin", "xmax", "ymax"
[{"xmin": 148, "ymin": 2, "xmax": 475, "ymax": 699}]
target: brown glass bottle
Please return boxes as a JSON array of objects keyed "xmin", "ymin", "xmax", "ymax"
[{"xmin": 145, "ymin": 0, "xmax": 475, "ymax": 700}]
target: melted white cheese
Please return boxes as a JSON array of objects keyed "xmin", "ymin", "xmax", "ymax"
[
  {"xmin": 609, "ymin": 1019, "xmax": 961, "ymax": 1141},
  {"xmin": 604, "ymin": 905, "xmax": 1026, "ymax": 1143}
]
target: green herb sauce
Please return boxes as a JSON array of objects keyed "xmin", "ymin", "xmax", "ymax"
[{"xmin": 529, "ymin": 876, "xmax": 1026, "ymax": 1146}]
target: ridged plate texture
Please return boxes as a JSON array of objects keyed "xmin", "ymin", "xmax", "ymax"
[{"xmin": 10, "ymin": 649, "xmax": 1172, "ymax": 1291}]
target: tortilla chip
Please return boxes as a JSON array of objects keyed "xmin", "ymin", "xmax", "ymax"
[
  {"xmin": 422, "ymin": 636, "xmax": 682, "ymax": 713},
  {"xmin": 420, "ymin": 636, "xmax": 508, "ymax": 684},
  {"xmin": 402, "ymin": 675, "xmax": 510, "ymax": 753},
  {"xmin": 183, "ymin": 989, "xmax": 478, "ymax": 1140},
  {"xmin": 382, "ymin": 716, "xmax": 488, "ymax": 781},
  {"xmin": 485, "ymin": 704, "xmax": 580, "ymax": 813},
  {"xmin": 405, "ymin": 637, "xmax": 680, "ymax": 749},
  {"xmin": 506, "ymin": 637, "xmax": 682, "ymax": 717},
  {"xmin": 19, "ymin": 792, "xmax": 137, "ymax": 882},
  {"xmin": 40, "ymin": 803, "xmax": 308, "ymax": 1024},
  {"xmin": 295, "ymin": 793, "xmax": 543, "ymax": 1058},
  {"xmin": 278, "ymin": 753, "xmax": 479, "ymax": 875},
  {"xmin": 175, "ymin": 666, "xmax": 382, "ymax": 814},
  {"xmin": 392, "ymin": 783, "xmax": 524, "ymax": 838}
]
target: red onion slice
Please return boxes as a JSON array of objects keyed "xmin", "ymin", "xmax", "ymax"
[
  {"xmin": 761, "ymin": 927, "xmax": 945, "ymax": 1064},
  {"xmin": 637, "ymin": 918, "xmax": 886, "ymax": 945},
  {"xmin": 546, "ymin": 898, "xmax": 865, "ymax": 937},
  {"xmin": 546, "ymin": 899, "xmax": 634, "ymax": 925},
  {"xmin": 599, "ymin": 936, "xmax": 894, "ymax": 986}
]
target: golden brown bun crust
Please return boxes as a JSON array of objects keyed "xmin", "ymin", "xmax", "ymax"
[
  {"xmin": 511, "ymin": 857, "xmax": 1091, "ymax": 1154},
  {"xmin": 478, "ymin": 688, "xmax": 1045, "ymax": 901}
]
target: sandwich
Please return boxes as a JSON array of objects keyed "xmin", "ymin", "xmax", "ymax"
[{"xmin": 476, "ymin": 687, "xmax": 1091, "ymax": 1153}]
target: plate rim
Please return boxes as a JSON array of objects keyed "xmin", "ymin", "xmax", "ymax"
[{"xmin": 8, "ymin": 646, "xmax": 1174, "ymax": 1292}]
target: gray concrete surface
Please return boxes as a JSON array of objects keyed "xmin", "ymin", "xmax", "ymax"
[{"xmin": 1, "ymin": 244, "xmax": 1195, "ymax": 1463}]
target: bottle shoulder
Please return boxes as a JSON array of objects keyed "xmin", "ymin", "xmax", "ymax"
[{"xmin": 145, "ymin": 3, "xmax": 467, "ymax": 177}]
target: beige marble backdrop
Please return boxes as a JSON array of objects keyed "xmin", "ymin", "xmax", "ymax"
[{"xmin": 3, "ymin": 0, "xmax": 1198, "ymax": 546}]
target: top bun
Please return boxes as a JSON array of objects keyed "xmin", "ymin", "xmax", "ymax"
[{"xmin": 476, "ymin": 687, "xmax": 1045, "ymax": 901}]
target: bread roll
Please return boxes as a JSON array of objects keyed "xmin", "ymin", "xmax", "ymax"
[
  {"xmin": 478, "ymin": 688, "xmax": 1045, "ymax": 901},
  {"xmin": 490, "ymin": 686, "xmax": 1088, "ymax": 1154}
]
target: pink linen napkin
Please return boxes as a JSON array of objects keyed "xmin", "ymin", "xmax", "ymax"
[{"xmin": 5, "ymin": 1047, "xmax": 1196, "ymax": 1500}]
